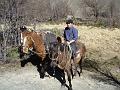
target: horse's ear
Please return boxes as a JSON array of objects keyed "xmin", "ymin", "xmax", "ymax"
[
  {"xmin": 57, "ymin": 36, "xmax": 64, "ymax": 43},
  {"xmin": 57, "ymin": 36, "xmax": 61, "ymax": 43}
]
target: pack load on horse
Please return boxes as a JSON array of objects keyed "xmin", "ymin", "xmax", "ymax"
[{"xmin": 39, "ymin": 30, "xmax": 58, "ymax": 53}]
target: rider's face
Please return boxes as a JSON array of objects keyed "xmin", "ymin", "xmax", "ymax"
[{"xmin": 67, "ymin": 23, "xmax": 73, "ymax": 28}]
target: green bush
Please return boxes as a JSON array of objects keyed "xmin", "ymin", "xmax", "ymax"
[{"xmin": 7, "ymin": 47, "xmax": 19, "ymax": 60}]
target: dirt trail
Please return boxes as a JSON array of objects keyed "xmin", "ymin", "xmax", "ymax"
[{"xmin": 0, "ymin": 62, "xmax": 119, "ymax": 90}]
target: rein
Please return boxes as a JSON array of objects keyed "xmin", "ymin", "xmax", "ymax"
[{"xmin": 28, "ymin": 49, "xmax": 47, "ymax": 55}]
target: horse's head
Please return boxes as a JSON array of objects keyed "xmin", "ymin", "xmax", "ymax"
[
  {"xmin": 49, "ymin": 38, "xmax": 73, "ymax": 70},
  {"xmin": 22, "ymin": 35, "xmax": 34, "ymax": 54},
  {"xmin": 21, "ymin": 30, "xmax": 46, "ymax": 60},
  {"xmin": 18, "ymin": 30, "xmax": 34, "ymax": 59},
  {"xmin": 17, "ymin": 35, "xmax": 34, "ymax": 61},
  {"xmin": 49, "ymin": 42, "xmax": 59, "ymax": 60},
  {"xmin": 49, "ymin": 36, "xmax": 69, "ymax": 60}
]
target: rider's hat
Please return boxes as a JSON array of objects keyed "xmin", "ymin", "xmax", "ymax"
[{"xmin": 66, "ymin": 19, "xmax": 73, "ymax": 24}]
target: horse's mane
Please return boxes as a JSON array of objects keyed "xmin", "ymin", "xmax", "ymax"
[{"xmin": 24, "ymin": 31, "xmax": 46, "ymax": 60}]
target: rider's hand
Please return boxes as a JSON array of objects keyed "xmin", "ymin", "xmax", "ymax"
[
  {"xmin": 67, "ymin": 40, "xmax": 75, "ymax": 45},
  {"xmin": 70, "ymin": 40, "xmax": 75, "ymax": 43},
  {"xmin": 66, "ymin": 41, "xmax": 70, "ymax": 45}
]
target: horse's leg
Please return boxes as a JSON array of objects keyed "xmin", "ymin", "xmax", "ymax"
[
  {"xmin": 77, "ymin": 57, "xmax": 83, "ymax": 77},
  {"xmin": 57, "ymin": 69, "xmax": 66, "ymax": 87},
  {"xmin": 66, "ymin": 69, "xmax": 72, "ymax": 90},
  {"xmin": 60, "ymin": 69, "xmax": 66, "ymax": 85},
  {"xmin": 37, "ymin": 64, "xmax": 45, "ymax": 79},
  {"xmin": 80, "ymin": 57, "xmax": 83, "ymax": 73},
  {"xmin": 20, "ymin": 56, "xmax": 30, "ymax": 67},
  {"xmin": 72, "ymin": 58, "xmax": 77, "ymax": 77},
  {"xmin": 53, "ymin": 68, "xmax": 66, "ymax": 87},
  {"xmin": 77, "ymin": 64, "xmax": 81, "ymax": 77},
  {"xmin": 70, "ymin": 65, "xmax": 74, "ymax": 79}
]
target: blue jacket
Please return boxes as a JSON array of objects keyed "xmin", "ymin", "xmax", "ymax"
[{"xmin": 64, "ymin": 27, "xmax": 78, "ymax": 41}]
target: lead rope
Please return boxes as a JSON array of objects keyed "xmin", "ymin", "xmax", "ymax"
[{"xmin": 67, "ymin": 44, "xmax": 72, "ymax": 59}]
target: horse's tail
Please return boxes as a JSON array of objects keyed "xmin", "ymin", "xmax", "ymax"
[
  {"xmin": 83, "ymin": 43, "xmax": 86, "ymax": 56},
  {"xmin": 78, "ymin": 43, "xmax": 86, "ymax": 74}
]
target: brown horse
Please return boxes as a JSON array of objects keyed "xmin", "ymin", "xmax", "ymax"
[
  {"xmin": 19, "ymin": 30, "xmax": 48, "ymax": 78},
  {"xmin": 49, "ymin": 36, "xmax": 86, "ymax": 90},
  {"xmin": 22, "ymin": 31, "xmax": 46, "ymax": 60}
]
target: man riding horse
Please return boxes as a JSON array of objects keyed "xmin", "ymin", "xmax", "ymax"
[{"xmin": 64, "ymin": 19, "xmax": 78, "ymax": 59}]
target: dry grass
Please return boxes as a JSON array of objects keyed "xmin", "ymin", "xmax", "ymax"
[{"xmin": 78, "ymin": 26, "xmax": 120, "ymax": 61}]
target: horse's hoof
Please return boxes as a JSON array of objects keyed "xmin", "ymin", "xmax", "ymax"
[
  {"xmin": 68, "ymin": 87, "xmax": 72, "ymax": 90},
  {"xmin": 45, "ymin": 74, "xmax": 51, "ymax": 78},
  {"xmin": 61, "ymin": 83, "xmax": 66, "ymax": 87},
  {"xmin": 20, "ymin": 60, "xmax": 26, "ymax": 67},
  {"xmin": 40, "ymin": 74, "xmax": 45, "ymax": 79},
  {"xmin": 40, "ymin": 76, "xmax": 44, "ymax": 79}
]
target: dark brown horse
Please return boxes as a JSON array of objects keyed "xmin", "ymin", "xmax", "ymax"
[{"xmin": 49, "ymin": 36, "xmax": 86, "ymax": 90}]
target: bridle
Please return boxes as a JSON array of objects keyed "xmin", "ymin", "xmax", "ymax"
[
  {"xmin": 22, "ymin": 35, "xmax": 47, "ymax": 56},
  {"xmin": 49, "ymin": 43, "xmax": 72, "ymax": 65}
]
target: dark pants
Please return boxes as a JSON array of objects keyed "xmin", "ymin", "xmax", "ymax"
[{"xmin": 70, "ymin": 42, "xmax": 77, "ymax": 58}]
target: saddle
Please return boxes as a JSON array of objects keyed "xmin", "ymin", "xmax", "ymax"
[{"xmin": 58, "ymin": 43, "xmax": 79, "ymax": 59}]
